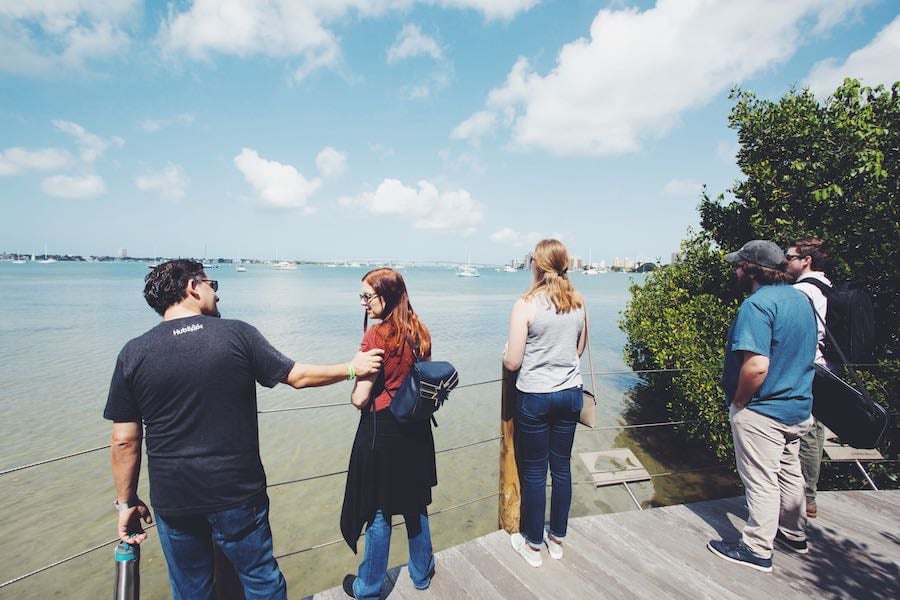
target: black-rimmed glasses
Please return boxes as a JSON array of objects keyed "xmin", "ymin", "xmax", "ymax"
[
  {"xmin": 359, "ymin": 292, "xmax": 378, "ymax": 302},
  {"xmin": 198, "ymin": 279, "xmax": 219, "ymax": 292},
  {"xmin": 784, "ymin": 254, "xmax": 803, "ymax": 262}
]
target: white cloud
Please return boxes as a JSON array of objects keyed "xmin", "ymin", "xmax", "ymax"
[
  {"xmin": 339, "ymin": 178, "xmax": 484, "ymax": 234},
  {"xmin": 0, "ymin": 147, "xmax": 71, "ymax": 176},
  {"xmin": 41, "ymin": 174, "xmax": 105, "ymax": 198},
  {"xmin": 0, "ymin": 1, "xmax": 135, "ymax": 77},
  {"xmin": 135, "ymin": 163, "xmax": 189, "ymax": 200},
  {"xmin": 53, "ymin": 120, "xmax": 124, "ymax": 163},
  {"xmin": 451, "ymin": 111, "xmax": 496, "ymax": 141},
  {"xmin": 315, "ymin": 147, "xmax": 348, "ymax": 178},
  {"xmin": 454, "ymin": 0, "xmax": 861, "ymax": 156},
  {"xmin": 490, "ymin": 227, "xmax": 546, "ymax": 247},
  {"xmin": 138, "ymin": 114, "xmax": 194, "ymax": 133},
  {"xmin": 805, "ymin": 15, "xmax": 900, "ymax": 96},
  {"xmin": 234, "ymin": 148, "xmax": 321, "ymax": 210},
  {"xmin": 158, "ymin": 1, "xmax": 537, "ymax": 81},
  {"xmin": 388, "ymin": 24, "xmax": 443, "ymax": 62},
  {"xmin": 663, "ymin": 179, "xmax": 702, "ymax": 197},
  {"xmin": 439, "ymin": 148, "xmax": 487, "ymax": 175}
]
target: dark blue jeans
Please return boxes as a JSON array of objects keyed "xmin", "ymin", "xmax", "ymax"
[
  {"xmin": 155, "ymin": 492, "xmax": 287, "ymax": 600},
  {"xmin": 517, "ymin": 387, "xmax": 582, "ymax": 547}
]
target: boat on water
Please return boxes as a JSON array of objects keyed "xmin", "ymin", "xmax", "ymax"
[
  {"xmin": 272, "ymin": 261, "xmax": 298, "ymax": 270},
  {"xmin": 12, "ymin": 253, "xmax": 27, "ymax": 264},
  {"xmin": 38, "ymin": 245, "xmax": 56, "ymax": 264},
  {"xmin": 582, "ymin": 249, "xmax": 602, "ymax": 275},
  {"xmin": 457, "ymin": 250, "xmax": 480, "ymax": 277},
  {"xmin": 236, "ymin": 265, "xmax": 247, "ymax": 272},
  {"xmin": 503, "ymin": 265, "xmax": 518, "ymax": 273}
]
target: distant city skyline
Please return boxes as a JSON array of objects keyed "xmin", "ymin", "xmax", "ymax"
[{"xmin": 2, "ymin": 2, "xmax": 897, "ymax": 264}]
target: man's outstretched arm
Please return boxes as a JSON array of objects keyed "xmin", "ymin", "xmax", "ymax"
[{"xmin": 284, "ymin": 348, "xmax": 384, "ymax": 389}]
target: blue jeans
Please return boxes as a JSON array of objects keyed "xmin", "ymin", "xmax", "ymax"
[
  {"xmin": 354, "ymin": 509, "xmax": 434, "ymax": 600},
  {"xmin": 517, "ymin": 387, "xmax": 582, "ymax": 547},
  {"xmin": 155, "ymin": 492, "xmax": 287, "ymax": 600}
]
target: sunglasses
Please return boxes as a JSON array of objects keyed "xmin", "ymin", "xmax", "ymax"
[
  {"xmin": 359, "ymin": 292, "xmax": 378, "ymax": 302},
  {"xmin": 784, "ymin": 254, "xmax": 803, "ymax": 262},
  {"xmin": 198, "ymin": 279, "xmax": 219, "ymax": 292}
]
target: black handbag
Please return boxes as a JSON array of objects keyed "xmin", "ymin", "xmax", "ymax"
[
  {"xmin": 385, "ymin": 340, "xmax": 459, "ymax": 426},
  {"xmin": 805, "ymin": 298, "xmax": 892, "ymax": 449}
]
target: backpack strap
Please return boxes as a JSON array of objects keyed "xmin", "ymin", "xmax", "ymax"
[{"xmin": 797, "ymin": 277, "xmax": 832, "ymax": 297}]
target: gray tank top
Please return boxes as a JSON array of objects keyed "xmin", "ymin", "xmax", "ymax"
[{"xmin": 516, "ymin": 293, "xmax": 585, "ymax": 393}]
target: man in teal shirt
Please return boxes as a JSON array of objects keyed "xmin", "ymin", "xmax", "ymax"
[{"xmin": 708, "ymin": 240, "xmax": 816, "ymax": 572}]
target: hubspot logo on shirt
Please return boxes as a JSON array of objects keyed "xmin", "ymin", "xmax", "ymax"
[{"xmin": 172, "ymin": 323, "xmax": 204, "ymax": 336}]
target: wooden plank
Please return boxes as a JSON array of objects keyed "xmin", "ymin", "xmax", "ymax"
[
  {"xmin": 474, "ymin": 529, "xmax": 597, "ymax": 599},
  {"xmin": 571, "ymin": 514, "xmax": 716, "ymax": 598},
  {"xmin": 427, "ymin": 546, "xmax": 506, "ymax": 600},
  {"xmin": 562, "ymin": 520, "xmax": 678, "ymax": 598},
  {"xmin": 311, "ymin": 491, "xmax": 900, "ymax": 600},
  {"xmin": 457, "ymin": 531, "xmax": 539, "ymax": 600}
]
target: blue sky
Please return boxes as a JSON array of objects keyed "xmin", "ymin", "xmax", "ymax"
[{"xmin": 1, "ymin": 0, "xmax": 897, "ymax": 264}]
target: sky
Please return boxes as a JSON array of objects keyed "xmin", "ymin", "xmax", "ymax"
[{"xmin": 1, "ymin": 0, "xmax": 897, "ymax": 265}]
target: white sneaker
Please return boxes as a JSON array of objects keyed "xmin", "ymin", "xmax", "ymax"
[
  {"xmin": 543, "ymin": 529, "xmax": 563, "ymax": 560},
  {"xmin": 510, "ymin": 532, "xmax": 542, "ymax": 567}
]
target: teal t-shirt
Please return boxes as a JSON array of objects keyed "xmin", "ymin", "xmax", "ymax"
[{"xmin": 722, "ymin": 284, "xmax": 816, "ymax": 424}]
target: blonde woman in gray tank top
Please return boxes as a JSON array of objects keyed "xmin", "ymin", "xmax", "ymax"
[{"xmin": 503, "ymin": 239, "xmax": 587, "ymax": 567}]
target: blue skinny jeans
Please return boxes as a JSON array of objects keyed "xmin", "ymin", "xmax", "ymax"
[
  {"xmin": 516, "ymin": 387, "xmax": 582, "ymax": 547},
  {"xmin": 354, "ymin": 509, "xmax": 434, "ymax": 599}
]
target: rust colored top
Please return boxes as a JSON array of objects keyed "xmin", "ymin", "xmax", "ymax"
[{"xmin": 360, "ymin": 325, "xmax": 417, "ymax": 412}]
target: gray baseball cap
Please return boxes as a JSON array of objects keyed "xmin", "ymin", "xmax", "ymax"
[{"xmin": 724, "ymin": 240, "xmax": 786, "ymax": 269}]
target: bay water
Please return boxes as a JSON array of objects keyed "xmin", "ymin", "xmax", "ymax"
[{"xmin": 0, "ymin": 262, "xmax": 736, "ymax": 598}]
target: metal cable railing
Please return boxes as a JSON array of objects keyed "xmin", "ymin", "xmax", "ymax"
[
  {"xmin": 1, "ymin": 365, "xmax": 895, "ymax": 590},
  {"xmin": 4, "ymin": 362, "xmax": 892, "ymax": 476}
]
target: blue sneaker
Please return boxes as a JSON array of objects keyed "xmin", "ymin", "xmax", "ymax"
[{"xmin": 707, "ymin": 540, "xmax": 773, "ymax": 573}]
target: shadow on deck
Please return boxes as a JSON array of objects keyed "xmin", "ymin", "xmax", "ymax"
[{"xmin": 310, "ymin": 490, "xmax": 899, "ymax": 599}]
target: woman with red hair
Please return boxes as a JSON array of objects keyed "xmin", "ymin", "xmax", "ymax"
[{"xmin": 340, "ymin": 268, "xmax": 437, "ymax": 599}]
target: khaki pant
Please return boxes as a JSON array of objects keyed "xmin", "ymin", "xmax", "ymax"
[
  {"xmin": 799, "ymin": 420, "xmax": 826, "ymax": 503},
  {"xmin": 730, "ymin": 404, "xmax": 814, "ymax": 558}
]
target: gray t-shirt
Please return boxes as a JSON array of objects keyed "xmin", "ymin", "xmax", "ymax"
[{"xmin": 516, "ymin": 294, "xmax": 584, "ymax": 393}]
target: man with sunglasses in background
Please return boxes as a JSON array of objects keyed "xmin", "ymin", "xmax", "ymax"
[
  {"xmin": 104, "ymin": 259, "xmax": 383, "ymax": 599},
  {"xmin": 707, "ymin": 240, "xmax": 817, "ymax": 572},
  {"xmin": 785, "ymin": 237, "xmax": 832, "ymax": 521}
]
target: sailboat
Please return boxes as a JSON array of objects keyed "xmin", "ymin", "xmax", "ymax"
[
  {"xmin": 583, "ymin": 249, "xmax": 598, "ymax": 275},
  {"xmin": 38, "ymin": 244, "xmax": 57, "ymax": 264},
  {"xmin": 12, "ymin": 252, "xmax": 26, "ymax": 264},
  {"xmin": 456, "ymin": 252, "xmax": 480, "ymax": 277},
  {"xmin": 271, "ymin": 249, "xmax": 298, "ymax": 270}
]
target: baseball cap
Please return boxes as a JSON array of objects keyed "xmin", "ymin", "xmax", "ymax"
[{"xmin": 724, "ymin": 240, "xmax": 786, "ymax": 269}]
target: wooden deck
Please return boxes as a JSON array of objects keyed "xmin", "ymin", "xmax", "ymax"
[{"xmin": 310, "ymin": 490, "xmax": 900, "ymax": 599}]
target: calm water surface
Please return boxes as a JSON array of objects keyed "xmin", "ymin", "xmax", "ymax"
[{"xmin": 0, "ymin": 262, "xmax": 736, "ymax": 598}]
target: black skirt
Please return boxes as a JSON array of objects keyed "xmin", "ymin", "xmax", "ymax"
[{"xmin": 340, "ymin": 408, "xmax": 437, "ymax": 552}]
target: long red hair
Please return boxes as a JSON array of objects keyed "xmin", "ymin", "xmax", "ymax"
[{"xmin": 362, "ymin": 268, "xmax": 431, "ymax": 357}]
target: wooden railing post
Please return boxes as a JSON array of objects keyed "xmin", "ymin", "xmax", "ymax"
[{"xmin": 498, "ymin": 365, "xmax": 520, "ymax": 532}]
